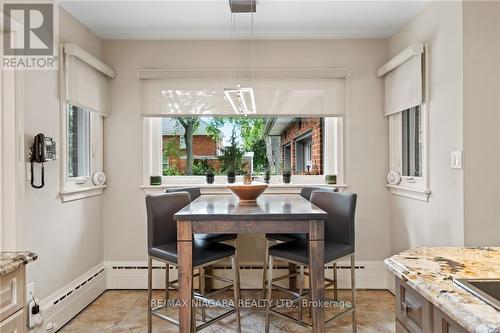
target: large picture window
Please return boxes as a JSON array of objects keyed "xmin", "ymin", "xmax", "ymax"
[{"xmin": 139, "ymin": 68, "xmax": 348, "ymax": 187}]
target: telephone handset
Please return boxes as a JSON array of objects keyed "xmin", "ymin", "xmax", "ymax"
[{"xmin": 30, "ymin": 134, "xmax": 56, "ymax": 189}]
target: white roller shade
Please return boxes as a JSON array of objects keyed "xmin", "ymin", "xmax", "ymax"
[
  {"xmin": 64, "ymin": 44, "xmax": 115, "ymax": 115},
  {"xmin": 139, "ymin": 69, "xmax": 347, "ymax": 117},
  {"xmin": 378, "ymin": 43, "xmax": 424, "ymax": 116}
]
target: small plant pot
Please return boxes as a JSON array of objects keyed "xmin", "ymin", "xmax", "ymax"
[
  {"xmin": 227, "ymin": 175, "xmax": 236, "ymax": 184},
  {"xmin": 282, "ymin": 175, "xmax": 291, "ymax": 184},
  {"xmin": 325, "ymin": 175, "xmax": 337, "ymax": 185},
  {"xmin": 150, "ymin": 175, "xmax": 162, "ymax": 186},
  {"xmin": 206, "ymin": 175, "xmax": 215, "ymax": 184},
  {"xmin": 264, "ymin": 178, "xmax": 270, "ymax": 184}
]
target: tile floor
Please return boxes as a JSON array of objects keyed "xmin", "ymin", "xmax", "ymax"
[{"xmin": 60, "ymin": 289, "xmax": 395, "ymax": 332}]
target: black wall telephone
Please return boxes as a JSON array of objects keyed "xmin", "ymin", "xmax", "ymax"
[{"xmin": 30, "ymin": 134, "xmax": 57, "ymax": 189}]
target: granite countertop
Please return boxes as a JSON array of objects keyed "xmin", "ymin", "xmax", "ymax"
[
  {"xmin": 385, "ymin": 247, "xmax": 500, "ymax": 333},
  {"xmin": 0, "ymin": 251, "xmax": 37, "ymax": 277}
]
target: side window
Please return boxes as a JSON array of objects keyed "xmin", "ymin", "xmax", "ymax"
[
  {"xmin": 401, "ymin": 106, "xmax": 423, "ymax": 178},
  {"xmin": 67, "ymin": 105, "xmax": 91, "ymax": 179}
]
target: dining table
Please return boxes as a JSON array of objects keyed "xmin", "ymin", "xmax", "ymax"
[{"xmin": 174, "ymin": 193, "xmax": 328, "ymax": 333}]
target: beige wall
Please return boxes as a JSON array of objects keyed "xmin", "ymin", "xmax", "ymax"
[
  {"xmin": 463, "ymin": 1, "xmax": 500, "ymax": 246},
  {"xmin": 388, "ymin": 2, "xmax": 465, "ymax": 252},
  {"xmin": 24, "ymin": 7, "xmax": 104, "ymax": 300},
  {"xmin": 102, "ymin": 39, "xmax": 391, "ymax": 263}
]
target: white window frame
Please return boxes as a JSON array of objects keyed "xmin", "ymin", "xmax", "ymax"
[
  {"xmin": 380, "ymin": 43, "xmax": 430, "ymax": 201},
  {"xmin": 142, "ymin": 116, "xmax": 346, "ymax": 189},
  {"xmin": 59, "ymin": 46, "xmax": 106, "ymax": 202},
  {"xmin": 1, "ymin": 28, "xmax": 26, "ymax": 250},
  {"xmin": 387, "ymin": 105, "xmax": 430, "ymax": 201}
]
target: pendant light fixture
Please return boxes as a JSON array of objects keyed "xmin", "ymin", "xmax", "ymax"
[{"xmin": 224, "ymin": 0, "xmax": 257, "ymax": 116}]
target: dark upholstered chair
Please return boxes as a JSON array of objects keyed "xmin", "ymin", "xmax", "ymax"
[
  {"xmin": 145, "ymin": 192, "xmax": 241, "ymax": 333},
  {"xmin": 265, "ymin": 191, "xmax": 357, "ymax": 332},
  {"xmin": 166, "ymin": 187, "xmax": 237, "ymax": 243},
  {"xmin": 262, "ymin": 187, "xmax": 339, "ymax": 296}
]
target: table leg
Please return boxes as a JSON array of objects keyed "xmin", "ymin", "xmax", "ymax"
[
  {"xmin": 308, "ymin": 220, "xmax": 325, "ymax": 333},
  {"xmin": 177, "ymin": 220, "xmax": 193, "ymax": 333},
  {"xmin": 289, "ymin": 263, "xmax": 297, "ymax": 291}
]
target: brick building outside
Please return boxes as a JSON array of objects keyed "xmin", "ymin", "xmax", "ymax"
[
  {"xmin": 162, "ymin": 119, "xmax": 221, "ymax": 174},
  {"xmin": 279, "ymin": 117, "xmax": 323, "ymax": 175}
]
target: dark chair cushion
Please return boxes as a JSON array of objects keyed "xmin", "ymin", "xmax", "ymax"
[
  {"xmin": 146, "ymin": 192, "xmax": 191, "ymax": 248},
  {"xmin": 300, "ymin": 186, "xmax": 338, "ymax": 201},
  {"xmin": 165, "ymin": 187, "xmax": 202, "ymax": 201},
  {"xmin": 266, "ymin": 233, "xmax": 305, "ymax": 242},
  {"xmin": 195, "ymin": 233, "xmax": 238, "ymax": 242},
  {"xmin": 150, "ymin": 239, "xmax": 236, "ymax": 267},
  {"xmin": 269, "ymin": 239, "xmax": 354, "ymax": 265},
  {"xmin": 265, "ymin": 187, "xmax": 338, "ymax": 243},
  {"xmin": 165, "ymin": 187, "xmax": 236, "ymax": 243},
  {"xmin": 311, "ymin": 191, "xmax": 356, "ymax": 246}
]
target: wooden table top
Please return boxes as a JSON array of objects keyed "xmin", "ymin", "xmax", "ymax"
[{"xmin": 174, "ymin": 194, "xmax": 327, "ymax": 221}]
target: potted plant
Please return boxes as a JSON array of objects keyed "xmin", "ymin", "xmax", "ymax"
[
  {"xmin": 325, "ymin": 174, "xmax": 337, "ymax": 185},
  {"xmin": 282, "ymin": 169, "xmax": 292, "ymax": 184},
  {"xmin": 227, "ymin": 170, "xmax": 236, "ymax": 184},
  {"xmin": 264, "ymin": 169, "xmax": 271, "ymax": 184},
  {"xmin": 206, "ymin": 170, "xmax": 215, "ymax": 184}
]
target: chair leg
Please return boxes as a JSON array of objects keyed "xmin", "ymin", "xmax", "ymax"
[
  {"xmin": 192, "ymin": 305, "xmax": 197, "ymax": 333},
  {"xmin": 165, "ymin": 263, "xmax": 170, "ymax": 302},
  {"xmin": 307, "ymin": 272, "xmax": 312, "ymax": 318},
  {"xmin": 148, "ymin": 257, "xmax": 152, "ymax": 333},
  {"xmin": 298, "ymin": 265, "xmax": 305, "ymax": 322},
  {"xmin": 333, "ymin": 262, "xmax": 338, "ymax": 301},
  {"xmin": 231, "ymin": 255, "xmax": 242, "ymax": 333},
  {"xmin": 262, "ymin": 238, "xmax": 270, "ymax": 298},
  {"xmin": 199, "ymin": 267, "xmax": 206, "ymax": 322},
  {"xmin": 265, "ymin": 255, "xmax": 273, "ymax": 333},
  {"xmin": 351, "ymin": 255, "xmax": 357, "ymax": 333}
]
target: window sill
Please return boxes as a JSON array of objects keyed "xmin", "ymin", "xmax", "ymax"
[
  {"xmin": 386, "ymin": 184, "xmax": 430, "ymax": 202},
  {"xmin": 59, "ymin": 185, "xmax": 106, "ymax": 202},
  {"xmin": 141, "ymin": 183, "xmax": 347, "ymax": 195}
]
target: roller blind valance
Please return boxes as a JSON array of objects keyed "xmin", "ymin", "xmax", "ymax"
[
  {"xmin": 377, "ymin": 43, "xmax": 424, "ymax": 116},
  {"xmin": 139, "ymin": 69, "xmax": 348, "ymax": 117},
  {"xmin": 64, "ymin": 43, "xmax": 115, "ymax": 115}
]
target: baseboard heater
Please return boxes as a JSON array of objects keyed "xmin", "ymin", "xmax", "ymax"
[
  {"xmin": 107, "ymin": 262, "xmax": 372, "ymax": 290},
  {"xmin": 31, "ymin": 264, "xmax": 106, "ymax": 333}
]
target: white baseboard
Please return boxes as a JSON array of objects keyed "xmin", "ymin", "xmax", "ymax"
[
  {"xmin": 28, "ymin": 263, "xmax": 106, "ymax": 333},
  {"xmin": 105, "ymin": 260, "xmax": 388, "ymax": 290}
]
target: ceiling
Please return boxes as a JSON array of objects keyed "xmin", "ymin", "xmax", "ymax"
[{"xmin": 59, "ymin": 1, "xmax": 428, "ymax": 40}]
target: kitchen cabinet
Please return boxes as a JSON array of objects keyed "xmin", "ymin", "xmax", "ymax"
[
  {"xmin": 395, "ymin": 277, "xmax": 468, "ymax": 333},
  {"xmin": 0, "ymin": 266, "xmax": 26, "ymax": 332}
]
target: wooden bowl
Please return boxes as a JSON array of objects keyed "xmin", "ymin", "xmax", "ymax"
[{"xmin": 226, "ymin": 182, "xmax": 268, "ymax": 203}]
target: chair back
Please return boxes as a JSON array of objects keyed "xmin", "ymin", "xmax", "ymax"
[
  {"xmin": 166, "ymin": 187, "xmax": 201, "ymax": 201},
  {"xmin": 300, "ymin": 186, "xmax": 338, "ymax": 201},
  {"xmin": 310, "ymin": 191, "xmax": 357, "ymax": 246},
  {"xmin": 145, "ymin": 192, "xmax": 191, "ymax": 250}
]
